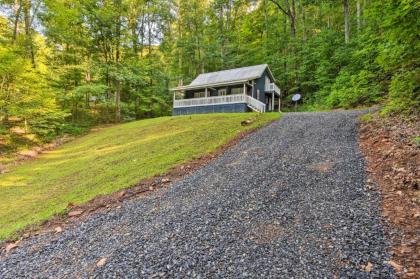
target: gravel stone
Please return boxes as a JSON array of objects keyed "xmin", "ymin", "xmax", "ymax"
[{"xmin": 0, "ymin": 111, "xmax": 395, "ymax": 278}]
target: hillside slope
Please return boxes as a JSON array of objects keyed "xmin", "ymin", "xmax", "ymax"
[
  {"xmin": 0, "ymin": 111, "xmax": 395, "ymax": 277},
  {"xmin": 0, "ymin": 113, "xmax": 280, "ymax": 240}
]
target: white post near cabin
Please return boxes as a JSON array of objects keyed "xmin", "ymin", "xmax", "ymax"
[
  {"xmin": 278, "ymin": 87, "xmax": 281, "ymax": 112},
  {"xmin": 205, "ymin": 87, "xmax": 208, "ymax": 98},
  {"xmin": 272, "ymin": 91, "xmax": 274, "ymax": 111},
  {"xmin": 251, "ymin": 81, "xmax": 254, "ymax": 99},
  {"xmin": 243, "ymin": 83, "xmax": 246, "ymax": 96}
]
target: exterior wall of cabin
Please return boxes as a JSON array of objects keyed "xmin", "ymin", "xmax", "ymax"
[
  {"xmin": 183, "ymin": 85, "xmax": 250, "ymax": 99},
  {"xmin": 254, "ymin": 69, "xmax": 274, "ymax": 105},
  {"xmin": 173, "ymin": 68, "xmax": 276, "ymax": 115},
  {"xmin": 183, "ymin": 69, "xmax": 273, "ymax": 102},
  {"xmin": 173, "ymin": 103, "xmax": 249, "ymax": 115}
]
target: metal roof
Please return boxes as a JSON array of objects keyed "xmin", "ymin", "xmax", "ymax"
[
  {"xmin": 190, "ymin": 64, "xmax": 269, "ymax": 86},
  {"xmin": 171, "ymin": 64, "xmax": 274, "ymax": 91}
]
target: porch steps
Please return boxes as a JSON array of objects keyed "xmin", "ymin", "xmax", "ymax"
[
  {"xmin": 247, "ymin": 103, "xmax": 262, "ymax": 113},
  {"xmin": 245, "ymin": 96, "xmax": 266, "ymax": 113}
]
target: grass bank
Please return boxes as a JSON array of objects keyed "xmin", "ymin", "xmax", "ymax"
[{"xmin": 0, "ymin": 113, "xmax": 280, "ymax": 240}]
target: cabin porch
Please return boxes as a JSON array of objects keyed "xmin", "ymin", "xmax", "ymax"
[{"xmin": 172, "ymin": 81, "xmax": 280, "ymax": 115}]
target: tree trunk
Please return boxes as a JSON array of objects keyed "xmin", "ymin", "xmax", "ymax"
[
  {"xmin": 363, "ymin": 0, "xmax": 367, "ymax": 27},
  {"xmin": 115, "ymin": 81, "xmax": 121, "ymax": 122},
  {"xmin": 148, "ymin": 11, "xmax": 153, "ymax": 87},
  {"xmin": 85, "ymin": 55, "xmax": 92, "ymax": 109},
  {"xmin": 135, "ymin": 96, "xmax": 140, "ymax": 119},
  {"xmin": 290, "ymin": 0, "xmax": 296, "ymax": 37},
  {"xmin": 114, "ymin": 0, "xmax": 122, "ymax": 122},
  {"xmin": 131, "ymin": 22, "xmax": 138, "ymax": 55},
  {"xmin": 23, "ymin": 0, "xmax": 35, "ymax": 67},
  {"xmin": 282, "ymin": 13, "xmax": 288, "ymax": 95},
  {"xmin": 268, "ymin": 0, "xmax": 296, "ymax": 37},
  {"xmin": 343, "ymin": 0, "xmax": 350, "ymax": 43},
  {"xmin": 300, "ymin": 0, "xmax": 306, "ymax": 41},
  {"xmin": 139, "ymin": 12, "xmax": 145, "ymax": 57},
  {"xmin": 12, "ymin": 0, "xmax": 22, "ymax": 44},
  {"xmin": 356, "ymin": 0, "xmax": 361, "ymax": 32}
]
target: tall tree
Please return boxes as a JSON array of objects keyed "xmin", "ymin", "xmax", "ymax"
[{"xmin": 343, "ymin": 0, "xmax": 350, "ymax": 43}]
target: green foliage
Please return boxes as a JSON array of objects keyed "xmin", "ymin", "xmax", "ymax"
[
  {"xmin": 359, "ymin": 113, "xmax": 373, "ymax": 123},
  {"xmin": 0, "ymin": 0, "xmax": 418, "ymax": 153},
  {"xmin": 60, "ymin": 123, "xmax": 89, "ymax": 136},
  {"xmin": 328, "ymin": 70, "xmax": 382, "ymax": 108},
  {"xmin": 411, "ymin": 136, "xmax": 420, "ymax": 147},
  {"xmin": 0, "ymin": 113, "xmax": 280, "ymax": 240},
  {"xmin": 383, "ymin": 70, "xmax": 420, "ymax": 114}
]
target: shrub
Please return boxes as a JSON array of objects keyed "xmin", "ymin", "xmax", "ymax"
[
  {"xmin": 383, "ymin": 70, "xmax": 420, "ymax": 115},
  {"xmin": 327, "ymin": 70, "xmax": 382, "ymax": 108}
]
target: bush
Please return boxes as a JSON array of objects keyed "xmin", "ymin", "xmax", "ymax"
[
  {"xmin": 383, "ymin": 70, "xmax": 420, "ymax": 115},
  {"xmin": 60, "ymin": 124, "xmax": 88, "ymax": 136},
  {"xmin": 28, "ymin": 111, "xmax": 67, "ymax": 142},
  {"xmin": 327, "ymin": 70, "xmax": 382, "ymax": 108}
]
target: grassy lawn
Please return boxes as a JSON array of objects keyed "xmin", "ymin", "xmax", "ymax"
[{"xmin": 0, "ymin": 113, "xmax": 280, "ymax": 240}]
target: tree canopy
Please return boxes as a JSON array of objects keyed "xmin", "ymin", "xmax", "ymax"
[{"xmin": 0, "ymin": 0, "xmax": 418, "ymax": 146}]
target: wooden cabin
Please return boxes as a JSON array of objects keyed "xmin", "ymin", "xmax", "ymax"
[{"xmin": 170, "ymin": 64, "xmax": 281, "ymax": 115}]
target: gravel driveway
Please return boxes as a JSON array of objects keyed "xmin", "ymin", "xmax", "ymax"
[{"xmin": 0, "ymin": 111, "xmax": 395, "ymax": 278}]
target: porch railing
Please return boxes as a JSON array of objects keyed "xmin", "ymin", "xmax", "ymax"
[
  {"xmin": 265, "ymin": 83, "xmax": 281, "ymax": 95},
  {"xmin": 246, "ymin": 95, "xmax": 266, "ymax": 113},
  {"xmin": 173, "ymin": 94, "xmax": 266, "ymax": 113},
  {"xmin": 174, "ymin": 94, "xmax": 246, "ymax": 108}
]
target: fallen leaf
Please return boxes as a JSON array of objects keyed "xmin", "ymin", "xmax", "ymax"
[
  {"xmin": 96, "ymin": 257, "xmax": 107, "ymax": 267},
  {"xmin": 363, "ymin": 262, "xmax": 373, "ymax": 272},
  {"xmin": 387, "ymin": 260, "xmax": 403, "ymax": 272},
  {"xmin": 161, "ymin": 178, "xmax": 171, "ymax": 183},
  {"xmin": 5, "ymin": 242, "xmax": 18, "ymax": 253},
  {"xmin": 68, "ymin": 210, "xmax": 83, "ymax": 217},
  {"xmin": 55, "ymin": 226, "xmax": 63, "ymax": 233},
  {"xmin": 117, "ymin": 190, "xmax": 126, "ymax": 198}
]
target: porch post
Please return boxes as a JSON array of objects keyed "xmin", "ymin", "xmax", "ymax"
[
  {"xmin": 251, "ymin": 81, "xmax": 254, "ymax": 98},
  {"xmin": 278, "ymin": 88, "xmax": 281, "ymax": 112},
  {"xmin": 243, "ymin": 83, "xmax": 246, "ymax": 96},
  {"xmin": 205, "ymin": 87, "xmax": 208, "ymax": 98},
  {"xmin": 272, "ymin": 92, "xmax": 274, "ymax": 111}
]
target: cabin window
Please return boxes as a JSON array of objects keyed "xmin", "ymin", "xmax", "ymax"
[
  {"xmin": 231, "ymin": 87, "xmax": 244, "ymax": 95},
  {"xmin": 193, "ymin": 91, "xmax": 206, "ymax": 98},
  {"xmin": 218, "ymin": 88, "xmax": 227, "ymax": 96}
]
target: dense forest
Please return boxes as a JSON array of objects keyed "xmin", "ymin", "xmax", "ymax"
[{"xmin": 0, "ymin": 0, "xmax": 418, "ymax": 148}]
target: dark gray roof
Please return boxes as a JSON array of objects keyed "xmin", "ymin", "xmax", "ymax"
[{"xmin": 189, "ymin": 64, "xmax": 269, "ymax": 87}]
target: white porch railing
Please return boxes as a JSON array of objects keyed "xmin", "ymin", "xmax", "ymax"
[
  {"xmin": 173, "ymin": 94, "xmax": 266, "ymax": 113},
  {"xmin": 174, "ymin": 94, "xmax": 245, "ymax": 108},
  {"xmin": 246, "ymin": 95, "xmax": 266, "ymax": 113},
  {"xmin": 265, "ymin": 83, "xmax": 281, "ymax": 95}
]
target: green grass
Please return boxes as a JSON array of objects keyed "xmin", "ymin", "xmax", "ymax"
[
  {"xmin": 0, "ymin": 113, "xmax": 280, "ymax": 240},
  {"xmin": 411, "ymin": 136, "xmax": 420, "ymax": 147},
  {"xmin": 359, "ymin": 113, "xmax": 373, "ymax": 122}
]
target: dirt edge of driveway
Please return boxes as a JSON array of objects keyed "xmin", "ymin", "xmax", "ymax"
[{"xmin": 359, "ymin": 113, "xmax": 419, "ymax": 278}]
